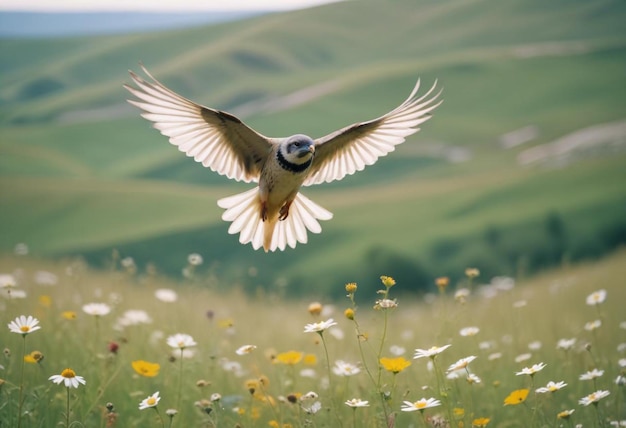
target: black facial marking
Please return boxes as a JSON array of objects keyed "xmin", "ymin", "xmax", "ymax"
[{"xmin": 276, "ymin": 147, "xmax": 312, "ymax": 173}]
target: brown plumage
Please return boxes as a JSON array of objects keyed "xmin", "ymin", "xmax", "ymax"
[{"xmin": 124, "ymin": 65, "xmax": 442, "ymax": 251}]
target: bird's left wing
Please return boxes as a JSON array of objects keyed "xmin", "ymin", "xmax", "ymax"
[
  {"xmin": 304, "ymin": 80, "xmax": 442, "ymax": 186},
  {"xmin": 124, "ymin": 65, "xmax": 273, "ymax": 183}
]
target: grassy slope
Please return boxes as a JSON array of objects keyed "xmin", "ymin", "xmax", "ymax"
[{"xmin": 1, "ymin": 0, "xmax": 626, "ymax": 293}]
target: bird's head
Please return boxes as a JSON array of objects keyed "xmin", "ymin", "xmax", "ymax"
[{"xmin": 281, "ymin": 134, "xmax": 315, "ymax": 164}]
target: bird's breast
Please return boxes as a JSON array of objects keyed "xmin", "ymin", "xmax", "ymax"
[{"xmin": 261, "ymin": 158, "xmax": 309, "ymax": 204}]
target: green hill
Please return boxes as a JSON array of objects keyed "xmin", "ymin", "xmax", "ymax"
[{"xmin": 1, "ymin": 0, "xmax": 626, "ymax": 296}]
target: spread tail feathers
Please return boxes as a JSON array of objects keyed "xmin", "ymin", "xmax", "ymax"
[{"xmin": 217, "ymin": 188, "xmax": 333, "ymax": 252}]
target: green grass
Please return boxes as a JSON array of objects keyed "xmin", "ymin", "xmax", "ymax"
[
  {"xmin": 1, "ymin": 0, "xmax": 626, "ymax": 293},
  {"xmin": 0, "ymin": 249, "xmax": 624, "ymax": 427}
]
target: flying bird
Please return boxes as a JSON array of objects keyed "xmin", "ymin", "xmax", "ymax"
[{"xmin": 124, "ymin": 66, "xmax": 441, "ymax": 252}]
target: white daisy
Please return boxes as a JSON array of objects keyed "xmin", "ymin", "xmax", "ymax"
[
  {"xmin": 49, "ymin": 368, "xmax": 86, "ymax": 389},
  {"xmin": 116, "ymin": 309, "xmax": 152, "ymax": 328},
  {"xmin": 235, "ymin": 345, "xmax": 257, "ymax": 355},
  {"xmin": 536, "ymin": 380, "xmax": 567, "ymax": 393},
  {"xmin": 332, "ymin": 360, "xmax": 361, "ymax": 376},
  {"xmin": 4, "ymin": 289, "xmax": 27, "ymax": 299},
  {"xmin": 413, "ymin": 344, "xmax": 451, "ymax": 359},
  {"xmin": 8, "ymin": 315, "xmax": 41, "ymax": 335},
  {"xmin": 302, "ymin": 401, "xmax": 322, "ymax": 414},
  {"xmin": 303, "ymin": 318, "xmax": 337, "ymax": 334},
  {"xmin": 460, "ymin": 326, "xmax": 480, "ymax": 337},
  {"xmin": 515, "ymin": 362, "xmax": 547, "ymax": 376},
  {"xmin": 400, "ymin": 397, "xmax": 441, "ymax": 412},
  {"xmin": 167, "ymin": 333, "xmax": 197, "ymax": 350},
  {"xmin": 375, "ymin": 299, "xmax": 398, "ymax": 309},
  {"xmin": 139, "ymin": 391, "xmax": 161, "ymax": 410},
  {"xmin": 187, "ymin": 253, "xmax": 203, "ymax": 266},
  {"xmin": 0, "ymin": 273, "xmax": 17, "ymax": 288},
  {"xmin": 466, "ymin": 373, "xmax": 482, "ymax": 384},
  {"xmin": 390, "ymin": 345, "xmax": 406, "ymax": 356},
  {"xmin": 579, "ymin": 369, "xmax": 604, "ymax": 381},
  {"xmin": 579, "ymin": 390, "xmax": 610, "ymax": 406},
  {"xmin": 585, "ymin": 319, "xmax": 602, "ymax": 331},
  {"xmin": 586, "ymin": 289, "xmax": 607, "ymax": 305},
  {"xmin": 556, "ymin": 338, "xmax": 576, "ymax": 351},
  {"xmin": 447, "ymin": 356, "xmax": 477, "ymax": 373},
  {"xmin": 455, "ymin": 288, "xmax": 470, "ymax": 300},
  {"xmin": 155, "ymin": 288, "xmax": 178, "ymax": 303},
  {"xmin": 82, "ymin": 302, "xmax": 111, "ymax": 316},
  {"xmin": 299, "ymin": 368, "xmax": 317, "ymax": 378},
  {"xmin": 345, "ymin": 398, "xmax": 369, "ymax": 408},
  {"xmin": 301, "ymin": 391, "xmax": 319, "ymax": 400}
]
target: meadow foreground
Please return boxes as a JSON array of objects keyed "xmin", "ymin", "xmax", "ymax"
[{"xmin": 1, "ymin": 250, "xmax": 625, "ymax": 427}]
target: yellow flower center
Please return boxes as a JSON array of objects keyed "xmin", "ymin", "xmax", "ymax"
[
  {"xmin": 147, "ymin": 397, "xmax": 157, "ymax": 406},
  {"xmin": 61, "ymin": 368, "xmax": 76, "ymax": 378},
  {"xmin": 416, "ymin": 401, "xmax": 427, "ymax": 409},
  {"xmin": 20, "ymin": 326, "xmax": 30, "ymax": 332},
  {"xmin": 549, "ymin": 385, "xmax": 558, "ymax": 392}
]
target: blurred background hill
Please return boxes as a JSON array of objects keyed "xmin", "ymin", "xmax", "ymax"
[{"xmin": 1, "ymin": 0, "xmax": 625, "ymax": 297}]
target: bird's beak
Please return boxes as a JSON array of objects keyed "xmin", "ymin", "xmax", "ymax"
[{"xmin": 309, "ymin": 145, "xmax": 315, "ymax": 153}]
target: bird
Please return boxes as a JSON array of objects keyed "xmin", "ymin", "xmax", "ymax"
[{"xmin": 124, "ymin": 65, "xmax": 442, "ymax": 252}]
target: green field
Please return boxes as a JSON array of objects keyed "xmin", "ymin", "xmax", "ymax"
[{"xmin": 1, "ymin": 0, "xmax": 626, "ymax": 295}]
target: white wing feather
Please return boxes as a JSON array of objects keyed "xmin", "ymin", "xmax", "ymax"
[
  {"xmin": 125, "ymin": 66, "xmax": 273, "ymax": 183},
  {"xmin": 304, "ymin": 80, "xmax": 442, "ymax": 186}
]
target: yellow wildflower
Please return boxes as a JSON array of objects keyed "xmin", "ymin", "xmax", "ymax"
[
  {"xmin": 38, "ymin": 295, "xmax": 52, "ymax": 308},
  {"xmin": 436, "ymin": 277, "xmax": 449, "ymax": 291},
  {"xmin": 62, "ymin": 311, "xmax": 77, "ymax": 320},
  {"xmin": 307, "ymin": 302, "xmax": 322, "ymax": 316},
  {"xmin": 218, "ymin": 318, "xmax": 234, "ymax": 329},
  {"xmin": 380, "ymin": 357, "xmax": 411, "ymax": 374},
  {"xmin": 131, "ymin": 360, "xmax": 160, "ymax": 377},
  {"xmin": 24, "ymin": 353, "xmax": 38, "ymax": 364},
  {"xmin": 380, "ymin": 276, "xmax": 396, "ymax": 287},
  {"xmin": 504, "ymin": 389, "xmax": 529, "ymax": 406},
  {"xmin": 245, "ymin": 379, "xmax": 260, "ymax": 395},
  {"xmin": 274, "ymin": 351, "xmax": 304, "ymax": 365},
  {"xmin": 472, "ymin": 417, "xmax": 490, "ymax": 427},
  {"xmin": 303, "ymin": 354, "xmax": 317, "ymax": 365}
]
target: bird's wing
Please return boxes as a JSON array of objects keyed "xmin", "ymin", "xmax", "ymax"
[
  {"xmin": 303, "ymin": 80, "xmax": 442, "ymax": 186},
  {"xmin": 124, "ymin": 65, "xmax": 273, "ymax": 183}
]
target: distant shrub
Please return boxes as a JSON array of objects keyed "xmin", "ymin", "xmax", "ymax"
[{"xmin": 17, "ymin": 77, "xmax": 64, "ymax": 100}]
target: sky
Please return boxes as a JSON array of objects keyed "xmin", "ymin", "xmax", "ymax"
[{"xmin": 0, "ymin": 0, "xmax": 341, "ymax": 12}]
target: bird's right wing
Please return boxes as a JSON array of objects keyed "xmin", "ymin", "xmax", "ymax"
[
  {"xmin": 124, "ymin": 65, "xmax": 273, "ymax": 183},
  {"xmin": 304, "ymin": 80, "xmax": 441, "ymax": 186}
]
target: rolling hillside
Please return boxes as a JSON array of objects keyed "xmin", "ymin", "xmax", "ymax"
[{"xmin": 1, "ymin": 0, "xmax": 626, "ymax": 296}]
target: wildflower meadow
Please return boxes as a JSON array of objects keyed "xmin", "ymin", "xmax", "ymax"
[{"xmin": 1, "ymin": 249, "xmax": 625, "ymax": 427}]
